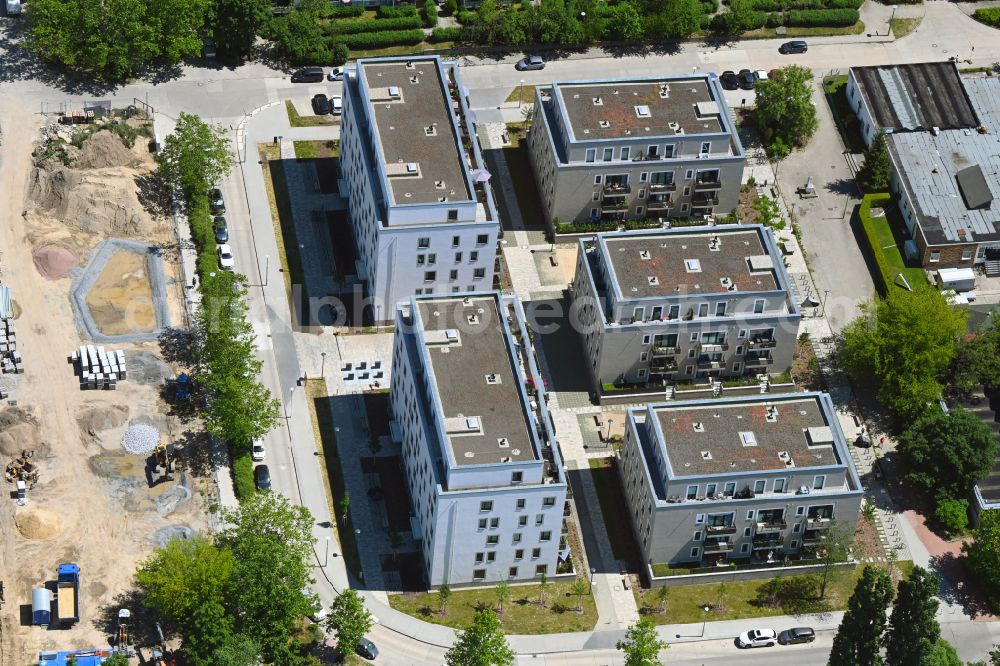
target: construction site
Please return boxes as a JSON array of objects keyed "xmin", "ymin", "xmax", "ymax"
[{"xmin": 0, "ymin": 104, "xmax": 208, "ymax": 663}]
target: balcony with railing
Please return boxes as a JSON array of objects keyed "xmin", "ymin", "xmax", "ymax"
[
  {"xmin": 704, "ymin": 538, "xmax": 733, "ymax": 554},
  {"xmin": 706, "ymin": 523, "xmax": 737, "ymax": 536},
  {"xmin": 745, "ymin": 355, "xmax": 773, "ymax": 367},
  {"xmin": 646, "ymin": 197, "xmax": 672, "ymax": 212},
  {"xmin": 694, "ymin": 178, "xmax": 722, "ymax": 191},
  {"xmin": 650, "ymin": 357, "xmax": 678, "ymax": 372},
  {"xmin": 648, "ymin": 182, "xmax": 677, "ymax": 193},
  {"xmin": 601, "ymin": 197, "xmax": 628, "ymax": 212},
  {"xmin": 691, "ymin": 193, "xmax": 720, "ymax": 208},
  {"xmin": 752, "ymin": 534, "xmax": 784, "ymax": 550},
  {"xmin": 748, "ymin": 336, "xmax": 777, "ymax": 349},
  {"xmin": 652, "ymin": 345, "xmax": 681, "ymax": 357},
  {"xmin": 603, "ymin": 182, "xmax": 632, "ymax": 196},
  {"xmin": 802, "ymin": 530, "xmax": 827, "ymax": 547},
  {"xmin": 806, "ymin": 509, "xmax": 834, "ymax": 528},
  {"xmin": 755, "ymin": 519, "xmax": 787, "ymax": 534}
]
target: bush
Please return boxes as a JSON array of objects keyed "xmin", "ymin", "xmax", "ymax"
[
  {"xmin": 935, "ymin": 497, "xmax": 970, "ymax": 534},
  {"xmin": 331, "ymin": 41, "xmax": 350, "ymax": 66},
  {"xmin": 443, "ymin": 0, "xmax": 458, "ymax": 15},
  {"xmin": 421, "ymin": 1, "xmax": 439, "ymax": 27},
  {"xmin": 332, "ymin": 16, "xmax": 423, "ymax": 34},
  {"xmin": 974, "ymin": 7, "xmax": 1000, "ymax": 27},
  {"xmin": 231, "ymin": 452, "xmax": 257, "ymax": 500},
  {"xmin": 700, "ymin": 0, "xmax": 719, "ymax": 12},
  {"xmin": 429, "ymin": 26, "xmax": 464, "ymax": 42},
  {"xmin": 784, "ymin": 8, "xmax": 858, "ymax": 25},
  {"xmin": 456, "ymin": 9, "xmax": 476, "ymax": 24},
  {"xmin": 328, "ymin": 4, "xmax": 366, "ymax": 17},
  {"xmin": 335, "ymin": 29, "xmax": 426, "ymax": 48},
  {"xmin": 377, "ymin": 3, "xmax": 417, "ymax": 17},
  {"xmin": 766, "ymin": 11, "xmax": 783, "ymax": 26}
]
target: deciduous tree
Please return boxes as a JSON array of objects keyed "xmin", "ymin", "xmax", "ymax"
[
  {"xmin": 839, "ymin": 288, "xmax": 967, "ymax": 424},
  {"xmin": 898, "ymin": 409, "xmax": 997, "ymax": 502},
  {"xmin": 886, "ymin": 566, "xmax": 942, "ymax": 666},
  {"xmin": 857, "ymin": 130, "xmax": 891, "ymax": 193},
  {"xmin": 157, "ymin": 112, "xmax": 234, "ymax": 197},
  {"xmin": 828, "ymin": 565, "xmax": 894, "ymax": 666},
  {"xmin": 326, "ymin": 590, "xmax": 373, "ymax": 656},
  {"xmin": 211, "ymin": 635, "xmax": 262, "ymax": 666},
  {"xmin": 963, "ymin": 510, "xmax": 1000, "ymax": 610},
  {"xmin": 445, "ymin": 608, "xmax": 515, "ymax": 666},
  {"xmin": 754, "ymin": 65, "xmax": 819, "ymax": 148},
  {"xmin": 209, "ymin": 0, "xmax": 273, "ymax": 62},
  {"xmin": 617, "ymin": 617, "xmax": 668, "ymax": 666}
]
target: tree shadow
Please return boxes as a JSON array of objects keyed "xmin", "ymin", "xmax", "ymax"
[
  {"xmin": 749, "ymin": 575, "xmax": 832, "ymax": 616},
  {"xmin": 158, "ymin": 327, "xmax": 194, "ymax": 367},
  {"xmin": 135, "ymin": 172, "xmax": 172, "ymax": 219},
  {"xmin": 928, "ymin": 551, "xmax": 995, "ymax": 620},
  {"xmin": 824, "ymin": 178, "xmax": 859, "ymax": 196}
]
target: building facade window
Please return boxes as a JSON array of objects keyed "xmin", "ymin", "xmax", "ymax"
[{"xmin": 585, "ymin": 148, "xmax": 596, "ymax": 163}]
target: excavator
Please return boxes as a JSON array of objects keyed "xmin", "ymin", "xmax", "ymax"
[{"xmin": 152, "ymin": 442, "xmax": 176, "ymax": 483}]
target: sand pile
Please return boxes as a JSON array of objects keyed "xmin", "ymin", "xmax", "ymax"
[
  {"xmin": 0, "ymin": 422, "xmax": 41, "ymax": 456},
  {"xmin": 32, "ymin": 245, "xmax": 78, "ymax": 280},
  {"xmin": 29, "ymin": 166, "xmax": 155, "ymax": 237},
  {"xmin": 73, "ymin": 130, "xmax": 139, "ymax": 170},
  {"xmin": 77, "ymin": 404, "xmax": 129, "ymax": 437},
  {"xmin": 14, "ymin": 506, "xmax": 64, "ymax": 540}
]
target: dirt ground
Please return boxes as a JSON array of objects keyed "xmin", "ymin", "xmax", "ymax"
[
  {"xmin": 0, "ymin": 100, "xmax": 208, "ymax": 662},
  {"xmin": 85, "ymin": 250, "xmax": 157, "ymax": 335}
]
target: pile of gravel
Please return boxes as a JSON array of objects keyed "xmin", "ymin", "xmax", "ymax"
[{"xmin": 121, "ymin": 423, "xmax": 159, "ymax": 454}]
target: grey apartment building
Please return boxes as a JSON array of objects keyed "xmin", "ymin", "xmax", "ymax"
[
  {"xmin": 340, "ymin": 57, "xmax": 500, "ymax": 322},
  {"xmin": 618, "ymin": 392, "xmax": 863, "ymax": 570},
  {"xmin": 571, "ymin": 225, "xmax": 800, "ymax": 391},
  {"xmin": 527, "ymin": 74, "xmax": 746, "ymax": 226},
  {"xmin": 389, "ymin": 293, "xmax": 568, "ymax": 586}
]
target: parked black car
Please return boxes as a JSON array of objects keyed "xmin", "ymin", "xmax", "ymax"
[
  {"xmin": 213, "ymin": 216, "xmax": 228, "ymax": 243},
  {"xmin": 720, "ymin": 70, "xmax": 739, "ymax": 90},
  {"xmin": 779, "ymin": 40, "xmax": 808, "ymax": 54},
  {"xmin": 356, "ymin": 637, "xmax": 378, "ymax": 660},
  {"xmin": 291, "ymin": 67, "xmax": 324, "ymax": 83},
  {"xmin": 738, "ymin": 69, "xmax": 756, "ymax": 90},
  {"xmin": 778, "ymin": 627, "xmax": 816, "ymax": 645},
  {"xmin": 208, "ymin": 188, "xmax": 225, "ymax": 214},
  {"xmin": 254, "ymin": 464, "xmax": 271, "ymax": 491},
  {"xmin": 311, "ymin": 94, "xmax": 332, "ymax": 115}
]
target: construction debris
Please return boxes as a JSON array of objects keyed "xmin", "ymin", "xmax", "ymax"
[
  {"xmin": 5, "ymin": 449, "xmax": 39, "ymax": 489},
  {"xmin": 70, "ymin": 344, "xmax": 127, "ymax": 390},
  {"xmin": 121, "ymin": 424, "xmax": 158, "ymax": 455},
  {"xmin": 0, "ymin": 286, "xmax": 24, "ymax": 381}
]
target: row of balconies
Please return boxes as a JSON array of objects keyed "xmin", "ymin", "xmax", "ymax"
[{"xmin": 703, "ymin": 516, "xmax": 833, "ymax": 537}]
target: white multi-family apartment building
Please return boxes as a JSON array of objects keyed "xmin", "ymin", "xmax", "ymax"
[
  {"xmin": 340, "ymin": 56, "xmax": 500, "ymax": 322},
  {"xmin": 571, "ymin": 225, "xmax": 800, "ymax": 392},
  {"xmin": 389, "ymin": 293, "xmax": 568, "ymax": 586}
]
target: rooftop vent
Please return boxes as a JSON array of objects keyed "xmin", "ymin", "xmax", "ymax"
[
  {"xmin": 593, "ymin": 96, "xmax": 603, "ymax": 106},
  {"xmin": 739, "ymin": 431, "xmax": 757, "ymax": 447},
  {"xmin": 685, "ymin": 258, "xmax": 702, "ymax": 273},
  {"xmin": 464, "ymin": 451, "xmax": 475, "ymax": 458},
  {"xmin": 635, "ymin": 105, "xmax": 651, "ymax": 118},
  {"xmin": 406, "ymin": 162, "xmax": 419, "ymax": 174},
  {"xmin": 485, "ymin": 373, "xmax": 501, "ymax": 385},
  {"xmin": 511, "ymin": 448, "xmax": 521, "ymax": 456},
  {"xmin": 425, "ymin": 125, "xmax": 437, "ymax": 136},
  {"xmin": 599, "ymin": 120, "xmax": 611, "ymax": 129},
  {"xmin": 659, "ymin": 84, "xmax": 670, "ymax": 98},
  {"xmin": 648, "ymin": 276, "xmax": 660, "ymax": 286},
  {"xmin": 388, "ymin": 86, "xmax": 401, "ymax": 99},
  {"xmin": 778, "ymin": 450, "xmax": 795, "ymax": 467},
  {"xmin": 463, "ymin": 297, "xmax": 472, "ymax": 306},
  {"xmin": 639, "ymin": 250, "xmax": 651, "ymax": 260},
  {"xmin": 709, "ymin": 236, "xmax": 721, "ymax": 251},
  {"xmin": 467, "ymin": 417, "xmax": 480, "ymax": 429},
  {"xmin": 410, "ymin": 76, "xmax": 419, "ymax": 84},
  {"xmin": 405, "ymin": 60, "xmax": 416, "ymax": 69},
  {"xmin": 701, "ymin": 450, "xmax": 712, "ymax": 460},
  {"xmin": 500, "ymin": 456, "xmax": 511, "ymax": 463},
  {"xmin": 445, "ymin": 329, "xmax": 459, "ymax": 341},
  {"xmin": 498, "ymin": 437, "xmax": 510, "ymax": 448},
  {"xmin": 720, "ymin": 277, "xmax": 732, "ymax": 289},
  {"xmin": 435, "ymin": 180, "xmax": 446, "ymax": 189},
  {"xmin": 693, "ymin": 421, "xmax": 705, "ymax": 432},
  {"xmin": 806, "ymin": 426, "xmax": 835, "ymax": 447},
  {"xmin": 765, "ymin": 405, "xmax": 778, "ymax": 422},
  {"xmin": 467, "ymin": 313, "xmax": 480, "ymax": 325}
]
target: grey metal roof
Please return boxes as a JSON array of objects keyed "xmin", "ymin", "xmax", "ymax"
[
  {"xmin": 851, "ymin": 62, "xmax": 979, "ymax": 132},
  {"xmin": 963, "ymin": 76, "xmax": 1000, "ymax": 132},
  {"xmin": 887, "ymin": 128, "xmax": 1000, "ymax": 244}
]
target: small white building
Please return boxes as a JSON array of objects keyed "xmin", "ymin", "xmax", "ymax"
[
  {"xmin": 389, "ymin": 293, "xmax": 568, "ymax": 586},
  {"xmin": 341, "ymin": 57, "xmax": 501, "ymax": 323}
]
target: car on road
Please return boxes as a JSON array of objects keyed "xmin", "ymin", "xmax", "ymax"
[
  {"xmin": 254, "ymin": 464, "xmax": 271, "ymax": 491},
  {"xmin": 356, "ymin": 637, "xmax": 378, "ymax": 660},
  {"xmin": 331, "ymin": 95, "xmax": 343, "ymax": 115},
  {"xmin": 311, "ymin": 94, "xmax": 332, "ymax": 115},
  {"xmin": 291, "ymin": 67, "xmax": 324, "ymax": 83},
  {"xmin": 328, "ymin": 66, "xmax": 345, "ymax": 81},
  {"xmin": 738, "ymin": 69, "xmax": 756, "ymax": 90},
  {"xmin": 720, "ymin": 70, "xmax": 739, "ymax": 90},
  {"xmin": 736, "ymin": 628, "xmax": 778, "ymax": 648},
  {"xmin": 213, "ymin": 216, "xmax": 228, "ymax": 243},
  {"xmin": 251, "ymin": 439, "xmax": 265, "ymax": 462},
  {"xmin": 753, "ymin": 69, "xmax": 769, "ymax": 84},
  {"xmin": 209, "ymin": 188, "xmax": 225, "ymax": 214},
  {"xmin": 779, "ymin": 40, "xmax": 808, "ymax": 54},
  {"xmin": 515, "ymin": 55, "xmax": 545, "ymax": 71},
  {"xmin": 778, "ymin": 627, "xmax": 816, "ymax": 645},
  {"xmin": 217, "ymin": 244, "xmax": 235, "ymax": 270}
]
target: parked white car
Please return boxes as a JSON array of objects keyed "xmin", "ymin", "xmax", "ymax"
[
  {"xmin": 217, "ymin": 244, "xmax": 235, "ymax": 270},
  {"xmin": 331, "ymin": 96, "xmax": 343, "ymax": 115},
  {"xmin": 251, "ymin": 439, "xmax": 265, "ymax": 462},
  {"xmin": 736, "ymin": 628, "xmax": 778, "ymax": 649}
]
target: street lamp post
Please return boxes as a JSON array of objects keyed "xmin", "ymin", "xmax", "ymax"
[
  {"xmin": 518, "ymin": 79, "xmax": 525, "ymax": 110},
  {"xmin": 321, "ymin": 351, "xmax": 327, "ymax": 378},
  {"xmin": 605, "ymin": 418, "xmax": 614, "ymax": 441},
  {"xmin": 264, "ymin": 254, "xmax": 270, "ymax": 287},
  {"xmin": 822, "ymin": 289, "xmax": 831, "ymax": 318},
  {"xmin": 887, "ymin": 4, "xmax": 897, "ymax": 36},
  {"xmin": 324, "ymin": 536, "xmax": 331, "ymax": 567}
]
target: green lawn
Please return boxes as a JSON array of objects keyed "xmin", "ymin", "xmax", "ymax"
[
  {"xmin": 502, "ymin": 125, "xmax": 546, "ymax": 229},
  {"xmin": 258, "ymin": 144, "xmax": 302, "ymax": 301},
  {"xmin": 890, "ymin": 17, "xmax": 921, "ymax": 39},
  {"xmin": 588, "ymin": 458, "xmax": 640, "ymax": 568},
  {"xmin": 306, "ymin": 380, "xmax": 364, "ymax": 583},
  {"xmin": 293, "ymin": 139, "xmax": 340, "ymax": 160},
  {"xmin": 822, "ymin": 75, "xmax": 866, "ymax": 153},
  {"xmin": 744, "ymin": 21, "xmax": 865, "ymax": 39},
  {"xmin": 285, "ymin": 99, "xmax": 336, "ymax": 128},
  {"xmin": 389, "ymin": 580, "xmax": 598, "ymax": 634},
  {"xmin": 636, "ymin": 561, "xmax": 913, "ymax": 624},
  {"xmin": 505, "ymin": 84, "xmax": 538, "ymax": 105},
  {"xmin": 858, "ymin": 194, "xmax": 927, "ymax": 293}
]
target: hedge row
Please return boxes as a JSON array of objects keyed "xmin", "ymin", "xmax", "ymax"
[
  {"xmin": 974, "ymin": 7, "xmax": 1000, "ymax": 26},
  {"xmin": 422, "ymin": 0, "xmax": 439, "ymax": 27},
  {"xmin": 231, "ymin": 451, "xmax": 256, "ymax": 500},
  {"xmin": 377, "ymin": 3, "xmax": 417, "ymax": 17},
  {"xmin": 331, "ymin": 16, "xmax": 423, "ymax": 34},
  {"xmin": 700, "ymin": 0, "xmax": 719, "ymax": 13},
  {"xmin": 328, "ymin": 4, "xmax": 365, "ymax": 18},
  {"xmin": 335, "ymin": 29, "xmax": 426, "ymax": 48},
  {"xmin": 749, "ymin": 0, "xmax": 861, "ymax": 10},
  {"xmin": 785, "ymin": 8, "xmax": 859, "ymax": 25},
  {"xmin": 428, "ymin": 26, "xmax": 464, "ymax": 42}
]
